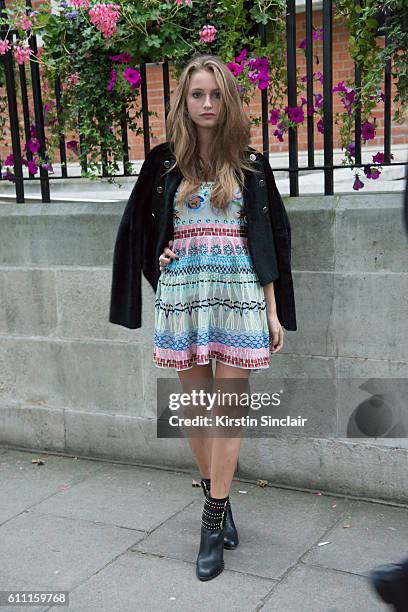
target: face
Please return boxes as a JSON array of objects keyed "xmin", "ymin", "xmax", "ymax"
[{"xmin": 186, "ymin": 69, "xmax": 222, "ymax": 129}]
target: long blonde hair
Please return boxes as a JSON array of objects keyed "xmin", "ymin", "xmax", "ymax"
[{"xmin": 165, "ymin": 53, "xmax": 261, "ymax": 213}]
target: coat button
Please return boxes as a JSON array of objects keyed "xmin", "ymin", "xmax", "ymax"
[
  {"xmin": 156, "ymin": 185, "xmax": 163, "ymax": 194},
  {"xmin": 163, "ymin": 160, "xmax": 171, "ymax": 168},
  {"xmin": 249, "ymin": 153, "xmax": 257, "ymax": 161},
  {"xmin": 151, "ymin": 212, "xmax": 155, "ymax": 218},
  {"xmin": 262, "ymin": 206, "xmax": 268, "ymax": 213},
  {"xmin": 259, "ymin": 179, "xmax": 265, "ymax": 187}
]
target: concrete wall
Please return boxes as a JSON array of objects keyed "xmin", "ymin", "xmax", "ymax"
[{"xmin": 0, "ymin": 192, "xmax": 407, "ymax": 502}]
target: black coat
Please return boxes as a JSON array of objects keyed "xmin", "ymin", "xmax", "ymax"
[{"xmin": 109, "ymin": 142, "xmax": 297, "ymax": 330}]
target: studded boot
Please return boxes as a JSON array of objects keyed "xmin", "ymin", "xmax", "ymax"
[
  {"xmin": 200, "ymin": 478, "xmax": 239, "ymax": 549},
  {"xmin": 196, "ymin": 493, "xmax": 229, "ymax": 581}
]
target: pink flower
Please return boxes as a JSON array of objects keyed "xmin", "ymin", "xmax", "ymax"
[
  {"xmin": 70, "ymin": 0, "xmax": 90, "ymax": 7},
  {"xmin": 199, "ymin": 25, "xmax": 217, "ymax": 43},
  {"xmin": 333, "ymin": 81, "xmax": 346, "ymax": 93},
  {"xmin": 314, "ymin": 92, "xmax": 323, "ymax": 109},
  {"xmin": 0, "ymin": 39, "xmax": 11, "ymax": 54},
  {"xmin": 14, "ymin": 44, "xmax": 33, "ymax": 65},
  {"xmin": 65, "ymin": 72, "xmax": 80, "ymax": 87},
  {"xmin": 317, "ymin": 118, "xmax": 324, "ymax": 134},
  {"xmin": 314, "ymin": 71, "xmax": 324, "ymax": 85},
  {"xmin": 89, "ymin": 3, "xmax": 120, "ymax": 39},
  {"xmin": 123, "ymin": 67, "xmax": 142, "ymax": 88},
  {"xmin": 15, "ymin": 16, "xmax": 33, "ymax": 30},
  {"xmin": 273, "ymin": 123, "xmax": 285, "ymax": 142}
]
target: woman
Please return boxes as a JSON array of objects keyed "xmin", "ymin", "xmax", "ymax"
[
  {"xmin": 109, "ymin": 53, "xmax": 297, "ymax": 582},
  {"xmin": 153, "ymin": 53, "xmax": 292, "ymax": 581}
]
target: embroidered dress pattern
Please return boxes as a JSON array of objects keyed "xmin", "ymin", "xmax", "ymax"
[{"xmin": 153, "ymin": 181, "xmax": 271, "ymax": 371}]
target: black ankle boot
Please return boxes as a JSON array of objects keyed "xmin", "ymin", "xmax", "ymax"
[
  {"xmin": 200, "ymin": 478, "xmax": 239, "ymax": 549},
  {"xmin": 196, "ymin": 493, "xmax": 228, "ymax": 581}
]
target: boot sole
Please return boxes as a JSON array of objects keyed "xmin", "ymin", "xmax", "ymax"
[{"xmin": 196, "ymin": 560, "xmax": 225, "ymax": 581}]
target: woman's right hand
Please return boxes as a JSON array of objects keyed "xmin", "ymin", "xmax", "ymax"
[{"xmin": 158, "ymin": 240, "xmax": 179, "ymax": 272}]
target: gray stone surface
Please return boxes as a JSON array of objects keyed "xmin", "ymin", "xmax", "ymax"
[
  {"xmin": 0, "ymin": 448, "xmax": 400, "ymax": 611},
  {"xmin": 303, "ymin": 499, "xmax": 408, "ymax": 574},
  {"xmin": 0, "ymin": 193, "xmax": 407, "ymax": 502},
  {"xmin": 261, "ymin": 563, "xmax": 385, "ymax": 611},
  {"xmin": 133, "ymin": 482, "xmax": 350, "ymax": 580}
]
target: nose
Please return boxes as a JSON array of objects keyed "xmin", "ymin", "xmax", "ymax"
[{"xmin": 203, "ymin": 96, "xmax": 212, "ymax": 109}]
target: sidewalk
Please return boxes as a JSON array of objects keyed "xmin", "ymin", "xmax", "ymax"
[{"xmin": 1, "ymin": 446, "xmax": 407, "ymax": 611}]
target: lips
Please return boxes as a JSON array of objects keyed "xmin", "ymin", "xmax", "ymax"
[{"xmin": 201, "ymin": 114, "xmax": 215, "ymax": 117}]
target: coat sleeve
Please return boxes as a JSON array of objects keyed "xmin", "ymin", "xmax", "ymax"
[
  {"xmin": 109, "ymin": 151, "xmax": 156, "ymax": 329},
  {"xmin": 260, "ymin": 152, "xmax": 292, "ymax": 263}
]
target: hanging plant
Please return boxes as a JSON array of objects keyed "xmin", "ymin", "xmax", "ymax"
[{"xmin": 0, "ymin": 0, "xmax": 405, "ymax": 190}]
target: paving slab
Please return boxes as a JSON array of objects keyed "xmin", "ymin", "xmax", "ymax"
[
  {"xmin": 0, "ymin": 446, "xmax": 407, "ymax": 612},
  {"xmin": 45, "ymin": 551, "xmax": 276, "ymax": 612},
  {"xmin": 30, "ymin": 463, "xmax": 199, "ymax": 531},
  {"xmin": 0, "ymin": 511, "xmax": 141, "ymax": 591},
  {"xmin": 0, "ymin": 449, "xmax": 104, "ymax": 524},
  {"xmin": 261, "ymin": 563, "xmax": 387, "ymax": 611},
  {"xmin": 303, "ymin": 499, "xmax": 408, "ymax": 575}
]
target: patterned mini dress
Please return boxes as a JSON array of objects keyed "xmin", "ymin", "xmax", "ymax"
[{"xmin": 153, "ymin": 180, "xmax": 272, "ymax": 372}]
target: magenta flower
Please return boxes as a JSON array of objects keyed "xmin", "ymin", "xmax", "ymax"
[
  {"xmin": 0, "ymin": 39, "xmax": 11, "ymax": 54},
  {"xmin": 314, "ymin": 92, "xmax": 324, "ymax": 109},
  {"xmin": 235, "ymin": 49, "xmax": 248, "ymax": 63},
  {"xmin": 199, "ymin": 25, "xmax": 217, "ymax": 43},
  {"xmin": 27, "ymin": 160, "xmax": 38, "ymax": 174},
  {"xmin": 26, "ymin": 138, "xmax": 41, "ymax": 154},
  {"xmin": 66, "ymin": 140, "xmax": 78, "ymax": 152},
  {"xmin": 273, "ymin": 123, "xmax": 285, "ymax": 142},
  {"xmin": 4, "ymin": 153, "xmax": 14, "ymax": 166},
  {"xmin": 269, "ymin": 109, "xmax": 281, "ymax": 125},
  {"xmin": 353, "ymin": 175, "xmax": 364, "ymax": 191},
  {"xmin": 364, "ymin": 166, "xmax": 381, "ymax": 180},
  {"xmin": 333, "ymin": 81, "xmax": 347, "ymax": 93},
  {"xmin": 346, "ymin": 141, "xmax": 355, "ymax": 157},
  {"xmin": 317, "ymin": 118, "xmax": 324, "ymax": 134},
  {"xmin": 361, "ymin": 121, "xmax": 375, "ymax": 141},
  {"xmin": 110, "ymin": 52, "xmax": 134, "ymax": 63},
  {"xmin": 228, "ymin": 61, "xmax": 244, "ymax": 77},
  {"xmin": 2, "ymin": 170, "xmax": 15, "ymax": 181},
  {"xmin": 123, "ymin": 67, "xmax": 142, "ymax": 88},
  {"xmin": 285, "ymin": 105, "xmax": 304, "ymax": 123},
  {"xmin": 107, "ymin": 68, "xmax": 117, "ymax": 91},
  {"xmin": 314, "ymin": 71, "xmax": 324, "ymax": 85}
]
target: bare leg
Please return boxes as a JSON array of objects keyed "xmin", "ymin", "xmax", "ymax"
[
  {"xmin": 210, "ymin": 362, "xmax": 251, "ymax": 499},
  {"xmin": 177, "ymin": 362, "xmax": 214, "ymax": 478}
]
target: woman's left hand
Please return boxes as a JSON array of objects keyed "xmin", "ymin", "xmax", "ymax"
[{"xmin": 266, "ymin": 312, "xmax": 284, "ymax": 354}]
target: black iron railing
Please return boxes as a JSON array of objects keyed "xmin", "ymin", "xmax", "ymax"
[{"xmin": 0, "ymin": 0, "xmax": 405, "ymax": 202}]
